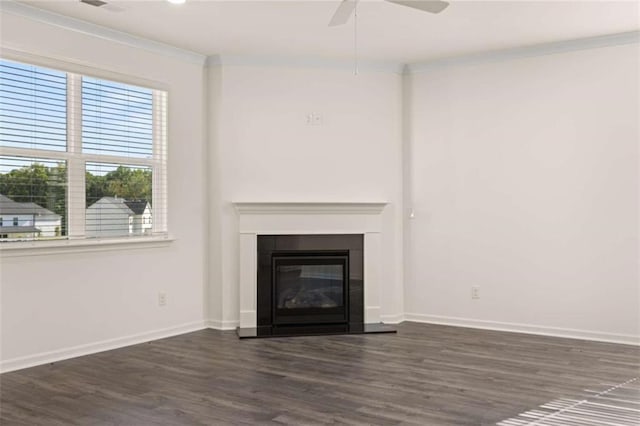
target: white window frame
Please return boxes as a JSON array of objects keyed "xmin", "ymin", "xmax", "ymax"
[{"xmin": 0, "ymin": 51, "xmax": 172, "ymax": 256}]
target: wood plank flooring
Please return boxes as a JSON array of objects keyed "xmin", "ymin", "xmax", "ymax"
[{"xmin": 1, "ymin": 322, "xmax": 639, "ymax": 425}]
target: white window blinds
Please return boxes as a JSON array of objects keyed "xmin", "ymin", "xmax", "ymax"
[
  {"xmin": 81, "ymin": 77, "xmax": 153, "ymax": 158},
  {"xmin": 0, "ymin": 58, "xmax": 168, "ymax": 243},
  {"xmin": 0, "ymin": 61, "xmax": 67, "ymax": 152}
]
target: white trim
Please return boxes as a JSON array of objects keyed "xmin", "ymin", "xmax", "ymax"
[
  {"xmin": 0, "ymin": 320, "xmax": 207, "ymax": 373},
  {"xmin": 365, "ymin": 306, "xmax": 382, "ymax": 324},
  {"xmin": 235, "ymin": 202, "xmax": 387, "ymax": 328},
  {"xmin": 4, "ymin": 315, "xmax": 634, "ymax": 373},
  {"xmin": 0, "ymin": 235, "xmax": 174, "ymax": 258},
  {"xmin": 239, "ymin": 310, "xmax": 256, "ymax": 327},
  {"xmin": 0, "ymin": 145, "xmax": 156, "ymax": 169},
  {"xmin": 1, "ymin": 47, "xmax": 170, "ymax": 92},
  {"xmin": 403, "ymin": 313, "xmax": 640, "ymax": 346},
  {"xmin": 206, "ymin": 54, "xmax": 404, "ymax": 74},
  {"xmin": 152, "ymin": 90, "xmax": 169, "ymax": 235},
  {"xmin": 206, "ymin": 319, "xmax": 240, "ymax": 331},
  {"xmin": 407, "ymin": 31, "xmax": 640, "ymax": 74},
  {"xmin": 0, "ymin": 0, "xmax": 206, "ymax": 66},
  {"xmin": 380, "ymin": 313, "xmax": 405, "ymax": 324},
  {"xmin": 233, "ymin": 202, "xmax": 388, "ymax": 215},
  {"xmin": 66, "ymin": 73, "xmax": 85, "ymax": 239}
]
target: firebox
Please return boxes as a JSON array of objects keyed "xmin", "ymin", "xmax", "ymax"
[
  {"xmin": 272, "ymin": 251, "xmax": 349, "ymax": 325},
  {"xmin": 252, "ymin": 234, "xmax": 372, "ymax": 336}
]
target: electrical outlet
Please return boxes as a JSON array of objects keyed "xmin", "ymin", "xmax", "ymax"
[
  {"xmin": 158, "ymin": 291, "xmax": 167, "ymax": 307},
  {"xmin": 471, "ymin": 286, "xmax": 480, "ymax": 300}
]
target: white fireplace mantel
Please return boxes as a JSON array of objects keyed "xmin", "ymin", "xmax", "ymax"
[
  {"xmin": 234, "ymin": 202, "xmax": 387, "ymax": 215},
  {"xmin": 233, "ymin": 201, "xmax": 388, "ymax": 328}
]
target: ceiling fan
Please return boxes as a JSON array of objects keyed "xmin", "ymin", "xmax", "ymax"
[
  {"xmin": 79, "ymin": 0, "xmax": 124, "ymax": 13},
  {"xmin": 329, "ymin": 0, "xmax": 450, "ymax": 27}
]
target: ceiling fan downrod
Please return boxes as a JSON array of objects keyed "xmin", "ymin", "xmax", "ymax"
[{"xmin": 354, "ymin": 1, "xmax": 358, "ymax": 75}]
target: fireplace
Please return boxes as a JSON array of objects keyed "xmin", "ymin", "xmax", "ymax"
[
  {"xmin": 252, "ymin": 234, "xmax": 367, "ymax": 336},
  {"xmin": 233, "ymin": 201, "xmax": 396, "ymax": 338}
]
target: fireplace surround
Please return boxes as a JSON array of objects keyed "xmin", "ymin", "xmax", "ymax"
[{"xmin": 234, "ymin": 202, "xmax": 396, "ymax": 338}]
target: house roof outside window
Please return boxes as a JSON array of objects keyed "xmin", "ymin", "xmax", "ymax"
[
  {"xmin": 87, "ymin": 197, "xmax": 150, "ymax": 216},
  {"xmin": 123, "ymin": 200, "xmax": 150, "ymax": 215},
  {"xmin": 0, "ymin": 194, "xmax": 61, "ymax": 220}
]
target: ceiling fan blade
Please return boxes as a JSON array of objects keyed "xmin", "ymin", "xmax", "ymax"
[
  {"xmin": 79, "ymin": 0, "xmax": 124, "ymax": 12},
  {"xmin": 329, "ymin": 0, "xmax": 358, "ymax": 27},
  {"xmin": 385, "ymin": 0, "xmax": 450, "ymax": 14}
]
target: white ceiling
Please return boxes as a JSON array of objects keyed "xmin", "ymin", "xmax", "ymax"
[{"xmin": 15, "ymin": 0, "xmax": 640, "ymax": 63}]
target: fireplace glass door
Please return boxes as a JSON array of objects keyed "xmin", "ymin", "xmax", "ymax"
[{"xmin": 272, "ymin": 253, "xmax": 348, "ymax": 325}]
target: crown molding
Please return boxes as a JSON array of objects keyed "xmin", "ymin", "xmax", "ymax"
[
  {"xmin": 0, "ymin": 0, "xmax": 206, "ymax": 66},
  {"xmin": 407, "ymin": 31, "xmax": 640, "ymax": 74},
  {"xmin": 2, "ymin": 0, "xmax": 635, "ymax": 75},
  {"xmin": 206, "ymin": 54, "xmax": 405, "ymax": 74}
]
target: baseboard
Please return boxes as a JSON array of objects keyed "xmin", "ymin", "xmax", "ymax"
[
  {"xmin": 380, "ymin": 313, "xmax": 405, "ymax": 324},
  {"xmin": 0, "ymin": 320, "xmax": 207, "ymax": 374},
  {"xmin": 404, "ymin": 313, "xmax": 640, "ymax": 346},
  {"xmin": 5, "ymin": 314, "xmax": 633, "ymax": 374},
  {"xmin": 206, "ymin": 319, "xmax": 240, "ymax": 331}
]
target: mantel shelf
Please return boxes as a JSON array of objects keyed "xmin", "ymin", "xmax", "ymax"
[{"xmin": 232, "ymin": 202, "xmax": 388, "ymax": 215}]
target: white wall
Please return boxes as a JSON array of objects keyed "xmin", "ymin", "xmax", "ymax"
[
  {"xmin": 405, "ymin": 43, "xmax": 640, "ymax": 343},
  {"xmin": 207, "ymin": 63, "xmax": 405, "ymax": 327},
  {"xmin": 0, "ymin": 13, "xmax": 207, "ymax": 370}
]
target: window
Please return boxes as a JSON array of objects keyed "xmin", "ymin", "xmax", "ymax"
[{"xmin": 0, "ymin": 58, "xmax": 167, "ymax": 243}]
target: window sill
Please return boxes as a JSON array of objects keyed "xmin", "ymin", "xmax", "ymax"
[{"xmin": 0, "ymin": 235, "xmax": 174, "ymax": 258}]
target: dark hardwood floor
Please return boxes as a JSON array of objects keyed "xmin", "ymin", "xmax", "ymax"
[{"xmin": 1, "ymin": 322, "xmax": 638, "ymax": 425}]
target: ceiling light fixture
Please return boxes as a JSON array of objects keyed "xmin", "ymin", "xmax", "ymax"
[{"xmin": 167, "ymin": 0, "xmax": 186, "ymax": 4}]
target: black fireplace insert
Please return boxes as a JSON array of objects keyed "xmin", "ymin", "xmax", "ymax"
[
  {"xmin": 237, "ymin": 234, "xmax": 396, "ymax": 338},
  {"xmin": 273, "ymin": 251, "xmax": 349, "ymax": 325}
]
